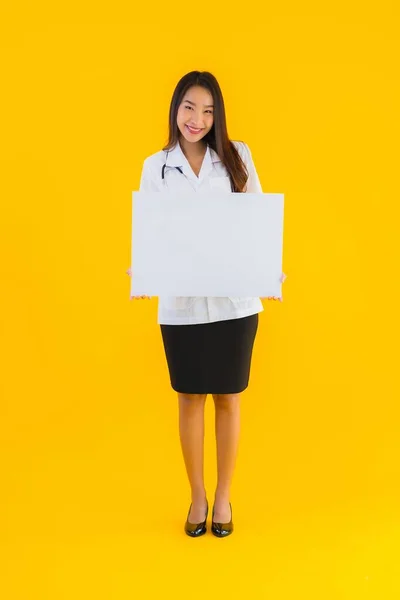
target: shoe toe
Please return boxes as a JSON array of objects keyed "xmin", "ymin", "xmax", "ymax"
[
  {"xmin": 185, "ymin": 522, "xmax": 207, "ymax": 537},
  {"xmin": 211, "ymin": 521, "xmax": 233, "ymax": 537}
]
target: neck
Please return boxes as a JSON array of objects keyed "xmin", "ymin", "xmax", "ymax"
[{"xmin": 179, "ymin": 134, "xmax": 207, "ymax": 160}]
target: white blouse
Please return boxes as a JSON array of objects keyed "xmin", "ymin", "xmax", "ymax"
[{"xmin": 139, "ymin": 139, "xmax": 264, "ymax": 325}]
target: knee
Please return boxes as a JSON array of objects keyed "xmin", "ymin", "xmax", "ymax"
[
  {"xmin": 178, "ymin": 393, "xmax": 207, "ymax": 409},
  {"xmin": 213, "ymin": 393, "xmax": 240, "ymax": 411}
]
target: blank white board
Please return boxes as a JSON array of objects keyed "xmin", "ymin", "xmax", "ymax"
[{"xmin": 130, "ymin": 191, "xmax": 284, "ymax": 297}]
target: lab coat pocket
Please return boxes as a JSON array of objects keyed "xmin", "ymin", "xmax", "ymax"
[{"xmin": 210, "ymin": 176, "xmax": 232, "ymax": 192}]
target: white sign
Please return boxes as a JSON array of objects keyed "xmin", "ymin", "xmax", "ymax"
[{"xmin": 130, "ymin": 191, "xmax": 284, "ymax": 297}]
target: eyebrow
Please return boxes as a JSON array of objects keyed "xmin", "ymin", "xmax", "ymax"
[{"xmin": 183, "ymin": 99, "xmax": 214, "ymax": 108}]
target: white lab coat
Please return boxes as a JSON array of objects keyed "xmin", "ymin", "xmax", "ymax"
[{"xmin": 139, "ymin": 139, "xmax": 264, "ymax": 325}]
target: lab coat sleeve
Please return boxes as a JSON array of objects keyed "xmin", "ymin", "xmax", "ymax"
[
  {"xmin": 139, "ymin": 158, "xmax": 160, "ymax": 192},
  {"xmin": 241, "ymin": 142, "xmax": 263, "ymax": 193}
]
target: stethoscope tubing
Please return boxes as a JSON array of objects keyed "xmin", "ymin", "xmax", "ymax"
[{"xmin": 161, "ymin": 150, "xmax": 234, "ymax": 191}]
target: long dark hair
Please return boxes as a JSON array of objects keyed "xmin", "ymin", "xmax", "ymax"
[{"xmin": 162, "ymin": 71, "xmax": 249, "ymax": 193}]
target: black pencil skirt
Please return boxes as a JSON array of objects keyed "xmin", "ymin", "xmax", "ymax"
[{"xmin": 160, "ymin": 314, "xmax": 259, "ymax": 394}]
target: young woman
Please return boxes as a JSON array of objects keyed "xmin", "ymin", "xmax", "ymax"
[{"xmin": 127, "ymin": 70, "xmax": 286, "ymax": 537}]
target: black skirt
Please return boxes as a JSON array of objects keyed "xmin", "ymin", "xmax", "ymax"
[{"xmin": 160, "ymin": 314, "xmax": 259, "ymax": 394}]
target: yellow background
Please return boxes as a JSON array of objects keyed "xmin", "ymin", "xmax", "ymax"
[{"xmin": 1, "ymin": 1, "xmax": 399, "ymax": 598}]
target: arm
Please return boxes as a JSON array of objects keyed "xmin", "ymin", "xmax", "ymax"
[
  {"xmin": 241, "ymin": 142, "xmax": 263, "ymax": 193},
  {"xmin": 127, "ymin": 158, "xmax": 157, "ymax": 298},
  {"xmin": 239, "ymin": 142, "xmax": 287, "ymax": 299},
  {"xmin": 139, "ymin": 158, "xmax": 160, "ymax": 192}
]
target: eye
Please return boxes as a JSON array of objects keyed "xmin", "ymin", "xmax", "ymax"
[{"xmin": 184, "ymin": 105, "xmax": 213, "ymax": 114}]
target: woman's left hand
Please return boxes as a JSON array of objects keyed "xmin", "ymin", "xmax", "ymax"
[{"xmin": 260, "ymin": 272, "xmax": 287, "ymax": 302}]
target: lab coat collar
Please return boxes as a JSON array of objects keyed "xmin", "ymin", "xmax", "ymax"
[{"xmin": 165, "ymin": 140, "xmax": 221, "ymax": 181}]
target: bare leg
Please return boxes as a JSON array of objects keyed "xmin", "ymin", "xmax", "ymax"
[
  {"xmin": 178, "ymin": 393, "xmax": 208, "ymax": 523},
  {"xmin": 213, "ymin": 393, "xmax": 241, "ymax": 522}
]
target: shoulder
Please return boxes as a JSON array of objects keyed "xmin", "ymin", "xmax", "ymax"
[
  {"xmin": 231, "ymin": 139, "xmax": 246, "ymax": 152},
  {"xmin": 141, "ymin": 149, "xmax": 167, "ymax": 171},
  {"xmin": 231, "ymin": 140, "xmax": 252, "ymax": 163}
]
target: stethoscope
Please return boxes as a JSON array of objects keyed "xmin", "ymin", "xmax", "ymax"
[
  {"xmin": 161, "ymin": 150, "xmax": 234, "ymax": 191},
  {"xmin": 161, "ymin": 150, "xmax": 192, "ymax": 188}
]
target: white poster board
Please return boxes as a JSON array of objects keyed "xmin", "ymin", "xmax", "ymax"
[{"xmin": 130, "ymin": 191, "xmax": 284, "ymax": 297}]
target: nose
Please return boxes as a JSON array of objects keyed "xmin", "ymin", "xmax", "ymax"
[{"xmin": 189, "ymin": 110, "xmax": 205, "ymax": 126}]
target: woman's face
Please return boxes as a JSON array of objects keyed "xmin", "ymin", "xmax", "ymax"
[{"xmin": 177, "ymin": 85, "xmax": 214, "ymax": 143}]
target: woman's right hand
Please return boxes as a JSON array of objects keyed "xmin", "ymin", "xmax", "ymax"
[{"xmin": 126, "ymin": 268, "xmax": 151, "ymax": 300}]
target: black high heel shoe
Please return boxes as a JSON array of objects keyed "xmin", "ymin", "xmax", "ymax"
[
  {"xmin": 211, "ymin": 502, "xmax": 234, "ymax": 537},
  {"xmin": 184, "ymin": 500, "xmax": 208, "ymax": 537}
]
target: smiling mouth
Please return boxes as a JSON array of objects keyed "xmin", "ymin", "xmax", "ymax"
[{"xmin": 186, "ymin": 125, "xmax": 203, "ymax": 133}]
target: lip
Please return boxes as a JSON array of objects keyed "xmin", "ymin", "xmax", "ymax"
[{"xmin": 186, "ymin": 125, "xmax": 203, "ymax": 134}]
